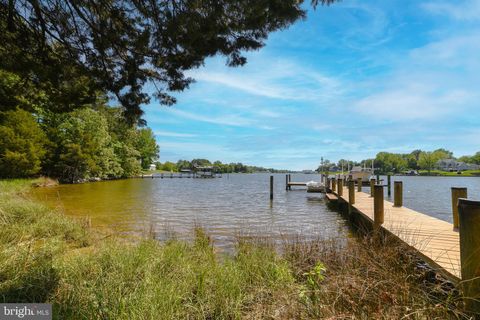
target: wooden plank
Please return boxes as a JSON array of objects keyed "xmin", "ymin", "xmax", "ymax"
[
  {"xmin": 325, "ymin": 193, "xmax": 338, "ymax": 201},
  {"xmin": 287, "ymin": 182, "xmax": 308, "ymax": 186},
  {"xmin": 331, "ymin": 186, "xmax": 461, "ymax": 281}
]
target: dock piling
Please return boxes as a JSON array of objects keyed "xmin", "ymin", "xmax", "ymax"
[
  {"xmin": 394, "ymin": 181, "xmax": 403, "ymax": 207},
  {"xmin": 332, "ymin": 178, "xmax": 337, "ymax": 193},
  {"xmin": 337, "ymin": 179, "xmax": 343, "ymax": 197},
  {"xmin": 373, "ymin": 185, "xmax": 384, "ymax": 227},
  {"xmin": 285, "ymin": 174, "xmax": 289, "ymax": 191},
  {"xmin": 270, "ymin": 176, "xmax": 274, "ymax": 200},
  {"xmin": 370, "ymin": 178, "xmax": 375, "ymax": 197},
  {"xmin": 357, "ymin": 178, "xmax": 362, "ymax": 192},
  {"xmin": 451, "ymin": 187, "xmax": 467, "ymax": 230},
  {"xmin": 458, "ymin": 199, "xmax": 480, "ymax": 313},
  {"xmin": 348, "ymin": 180, "xmax": 355, "ymax": 205},
  {"xmin": 387, "ymin": 175, "xmax": 391, "ymax": 196}
]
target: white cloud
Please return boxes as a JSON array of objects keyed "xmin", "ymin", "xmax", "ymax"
[
  {"xmin": 191, "ymin": 58, "xmax": 344, "ymax": 102},
  {"xmin": 422, "ymin": 0, "xmax": 480, "ymax": 21},
  {"xmin": 354, "ymin": 85, "xmax": 473, "ymax": 120},
  {"xmin": 154, "ymin": 130, "xmax": 197, "ymax": 138},
  {"xmin": 168, "ymin": 109, "xmax": 253, "ymax": 127}
]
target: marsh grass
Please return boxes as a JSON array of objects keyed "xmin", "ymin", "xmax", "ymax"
[{"xmin": 0, "ymin": 179, "xmax": 472, "ymax": 319}]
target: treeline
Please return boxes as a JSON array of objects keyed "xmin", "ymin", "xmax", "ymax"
[
  {"xmin": 0, "ymin": 68, "xmax": 158, "ymax": 182},
  {"xmin": 156, "ymin": 159, "xmax": 290, "ymax": 173},
  {"xmin": 319, "ymin": 149, "xmax": 480, "ymax": 174},
  {"xmin": 0, "ymin": 105, "xmax": 158, "ymax": 183}
]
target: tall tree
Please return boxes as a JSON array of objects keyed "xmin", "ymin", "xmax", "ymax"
[
  {"xmin": 1, "ymin": 0, "xmax": 336, "ymax": 123},
  {"xmin": 135, "ymin": 128, "xmax": 159, "ymax": 170}
]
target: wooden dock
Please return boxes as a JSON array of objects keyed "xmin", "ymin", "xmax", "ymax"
[
  {"xmin": 287, "ymin": 182, "xmax": 307, "ymax": 187},
  {"xmin": 327, "ymin": 185, "xmax": 461, "ymax": 281},
  {"xmin": 135, "ymin": 173, "xmax": 222, "ymax": 179}
]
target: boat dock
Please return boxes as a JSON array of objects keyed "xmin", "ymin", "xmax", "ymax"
[
  {"xmin": 136, "ymin": 172, "xmax": 222, "ymax": 179},
  {"xmin": 330, "ymin": 184, "xmax": 460, "ymax": 280},
  {"xmin": 325, "ymin": 180, "xmax": 464, "ymax": 282}
]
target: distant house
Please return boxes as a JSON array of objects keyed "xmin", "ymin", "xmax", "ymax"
[
  {"xmin": 149, "ymin": 164, "xmax": 157, "ymax": 171},
  {"xmin": 436, "ymin": 159, "xmax": 480, "ymax": 172},
  {"xmin": 329, "ymin": 166, "xmax": 340, "ymax": 172}
]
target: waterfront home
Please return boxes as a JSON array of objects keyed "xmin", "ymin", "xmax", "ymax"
[
  {"xmin": 436, "ymin": 159, "xmax": 480, "ymax": 172},
  {"xmin": 149, "ymin": 164, "xmax": 156, "ymax": 171},
  {"xmin": 329, "ymin": 166, "xmax": 341, "ymax": 172}
]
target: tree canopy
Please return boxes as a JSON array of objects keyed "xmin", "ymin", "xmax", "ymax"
[{"xmin": 2, "ymin": 0, "xmax": 336, "ymax": 123}]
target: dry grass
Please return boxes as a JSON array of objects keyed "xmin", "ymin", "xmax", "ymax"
[{"xmin": 251, "ymin": 232, "xmax": 469, "ymax": 319}]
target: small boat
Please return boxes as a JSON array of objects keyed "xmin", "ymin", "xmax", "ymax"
[
  {"xmin": 306, "ymin": 181, "xmax": 325, "ymax": 193},
  {"xmin": 350, "ymin": 161, "xmax": 375, "ymax": 183}
]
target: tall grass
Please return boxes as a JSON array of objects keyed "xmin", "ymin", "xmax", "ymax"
[{"xmin": 0, "ymin": 179, "xmax": 472, "ymax": 319}]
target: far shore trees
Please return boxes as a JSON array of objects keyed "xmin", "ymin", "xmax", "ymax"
[{"xmin": 318, "ymin": 148, "xmax": 479, "ymax": 175}]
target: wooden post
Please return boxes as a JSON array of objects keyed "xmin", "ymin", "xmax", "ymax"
[
  {"xmin": 332, "ymin": 178, "xmax": 337, "ymax": 194},
  {"xmin": 348, "ymin": 180, "xmax": 355, "ymax": 205},
  {"xmin": 370, "ymin": 178, "xmax": 375, "ymax": 197},
  {"xmin": 451, "ymin": 187, "xmax": 467, "ymax": 230},
  {"xmin": 458, "ymin": 199, "xmax": 480, "ymax": 313},
  {"xmin": 270, "ymin": 176, "xmax": 274, "ymax": 200},
  {"xmin": 394, "ymin": 181, "xmax": 403, "ymax": 207},
  {"xmin": 285, "ymin": 174, "xmax": 289, "ymax": 191},
  {"xmin": 374, "ymin": 185, "xmax": 384, "ymax": 227},
  {"xmin": 387, "ymin": 175, "xmax": 391, "ymax": 197},
  {"xmin": 337, "ymin": 179, "xmax": 343, "ymax": 197},
  {"xmin": 357, "ymin": 178, "xmax": 362, "ymax": 192},
  {"xmin": 376, "ymin": 174, "xmax": 380, "ymax": 183}
]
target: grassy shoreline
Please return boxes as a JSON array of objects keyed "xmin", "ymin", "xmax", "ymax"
[{"xmin": 0, "ymin": 179, "xmax": 470, "ymax": 318}]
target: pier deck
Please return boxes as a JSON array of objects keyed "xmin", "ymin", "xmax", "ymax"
[
  {"xmin": 287, "ymin": 182, "xmax": 308, "ymax": 187},
  {"xmin": 328, "ymin": 186, "xmax": 461, "ymax": 281}
]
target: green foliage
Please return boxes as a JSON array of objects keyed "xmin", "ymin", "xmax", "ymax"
[
  {"xmin": 375, "ymin": 152, "xmax": 408, "ymax": 174},
  {"xmin": 418, "ymin": 150, "xmax": 450, "ymax": 173},
  {"xmin": 158, "ymin": 161, "xmax": 178, "ymax": 172},
  {"xmin": 458, "ymin": 152, "xmax": 480, "ymax": 165},
  {"xmin": 135, "ymin": 128, "xmax": 159, "ymax": 170},
  {"xmin": 0, "ymin": 109, "xmax": 48, "ymax": 178},
  {"xmin": 53, "ymin": 109, "xmax": 118, "ymax": 182},
  {"xmin": 47, "ymin": 107, "xmax": 156, "ymax": 182}
]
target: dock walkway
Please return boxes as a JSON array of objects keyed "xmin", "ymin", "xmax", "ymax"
[{"xmin": 328, "ymin": 186, "xmax": 461, "ymax": 281}]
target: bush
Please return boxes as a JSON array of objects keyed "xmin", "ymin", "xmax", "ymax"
[{"xmin": 0, "ymin": 109, "xmax": 47, "ymax": 178}]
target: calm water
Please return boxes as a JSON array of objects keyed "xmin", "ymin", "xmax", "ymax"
[
  {"xmin": 383, "ymin": 175, "xmax": 480, "ymax": 223},
  {"xmin": 33, "ymin": 173, "xmax": 347, "ymax": 249},
  {"xmin": 33, "ymin": 174, "xmax": 480, "ymax": 248}
]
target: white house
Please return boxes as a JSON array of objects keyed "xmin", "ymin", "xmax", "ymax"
[
  {"xmin": 149, "ymin": 164, "xmax": 157, "ymax": 171},
  {"xmin": 436, "ymin": 159, "xmax": 480, "ymax": 172}
]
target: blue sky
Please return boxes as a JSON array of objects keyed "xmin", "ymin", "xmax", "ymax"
[{"xmin": 144, "ymin": 0, "xmax": 480, "ymax": 170}]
